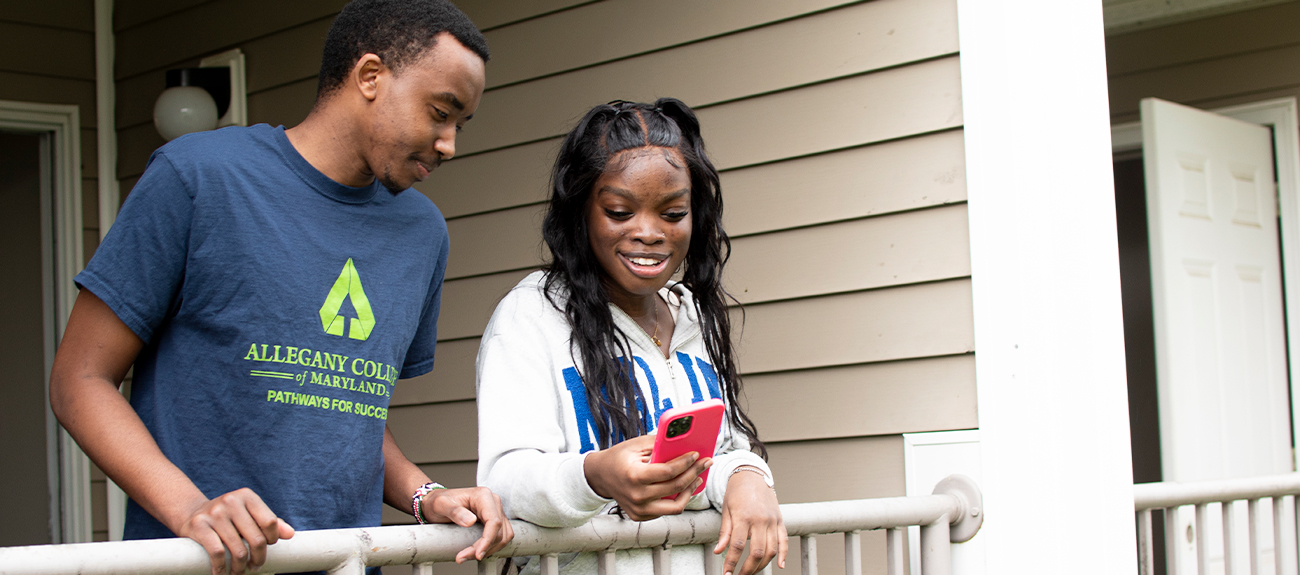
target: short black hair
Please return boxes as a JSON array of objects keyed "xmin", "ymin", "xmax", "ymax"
[{"xmin": 317, "ymin": 0, "xmax": 489, "ymax": 100}]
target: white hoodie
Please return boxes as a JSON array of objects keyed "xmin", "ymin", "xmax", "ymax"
[{"xmin": 476, "ymin": 271, "xmax": 771, "ymax": 575}]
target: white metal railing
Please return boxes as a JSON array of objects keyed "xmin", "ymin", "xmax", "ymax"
[
  {"xmin": 0, "ymin": 475, "xmax": 981, "ymax": 575},
  {"xmin": 1134, "ymin": 473, "xmax": 1300, "ymax": 575}
]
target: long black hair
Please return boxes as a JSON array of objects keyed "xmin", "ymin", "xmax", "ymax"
[{"xmin": 542, "ymin": 98, "xmax": 765, "ymax": 458}]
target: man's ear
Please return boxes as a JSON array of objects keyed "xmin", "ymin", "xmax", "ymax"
[{"xmin": 351, "ymin": 53, "xmax": 385, "ymax": 102}]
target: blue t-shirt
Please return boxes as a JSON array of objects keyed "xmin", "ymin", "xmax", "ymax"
[{"xmin": 76, "ymin": 124, "xmax": 448, "ymax": 540}]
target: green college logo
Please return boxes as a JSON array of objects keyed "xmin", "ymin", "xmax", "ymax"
[{"xmin": 319, "ymin": 258, "xmax": 375, "ymax": 341}]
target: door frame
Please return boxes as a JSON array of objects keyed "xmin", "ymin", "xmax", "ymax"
[
  {"xmin": 0, "ymin": 99, "xmax": 91, "ymax": 543},
  {"xmin": 1111, "ymin": 96, "xmax": 1300, "ymax": 468}
]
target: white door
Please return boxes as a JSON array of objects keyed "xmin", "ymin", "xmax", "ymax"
[{"xmin": 1142, "ymin": 97, "xmax": 1293, "ymax": 573}]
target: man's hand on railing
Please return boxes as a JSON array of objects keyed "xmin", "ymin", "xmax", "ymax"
[
  {"xmin": 173, "ymin": 487, "xmax": 295, "ymax": 575},
  {"xmin": 420, "ymin": 487, "xmax": 516, "ymax": 563},
  {"xmin": 583, "ymin": 434, "xmax": 713, "ymax": 521},
  {"xmin": 715, "ymin": 469, "xmax": 788, "ymax": 575}
]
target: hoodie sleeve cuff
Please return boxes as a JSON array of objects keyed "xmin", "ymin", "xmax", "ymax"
[{"xmin": 556, "ymin": 452, "xmax": 614, "ymax": 516}]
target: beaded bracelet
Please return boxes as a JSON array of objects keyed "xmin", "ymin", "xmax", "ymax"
[{"xmin": 412, "ymin": 482, "xmax": 446, "ymax": 524}]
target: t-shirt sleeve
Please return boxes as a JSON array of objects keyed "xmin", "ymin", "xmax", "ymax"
[
  {"xmin": 398, "ymin": 220, "xmax": 449, "ymax": 379},
  {"xmin": 75, "ymin": 151, "xmax": 194, "ymax": 344}
]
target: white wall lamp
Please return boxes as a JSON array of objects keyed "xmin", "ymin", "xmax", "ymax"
[{"xmin": 153, "ymin": 48, "xmax": 246, "ymax": 141}]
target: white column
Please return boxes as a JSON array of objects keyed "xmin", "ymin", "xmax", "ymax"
[{"xmin": 956, "ymin": 1, "xmax": 1137, "ymax": 573}]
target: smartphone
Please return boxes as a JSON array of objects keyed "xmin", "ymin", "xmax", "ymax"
[{"xmin": 649, "ymin": 398, "xmax": 726, "ymax": 497}]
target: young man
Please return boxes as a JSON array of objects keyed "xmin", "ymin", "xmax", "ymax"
[{"xmin": 48, "ymin": 2, "xmax": 511, "ymax": 574}]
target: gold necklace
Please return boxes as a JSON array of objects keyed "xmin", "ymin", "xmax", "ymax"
[
  {"xmin": 649, "ymin": 310, "xmax": 662, "ymax": 347},
  {"xmin": 638, "ymin": 302, "xmax": 662, "ymax": 347}
]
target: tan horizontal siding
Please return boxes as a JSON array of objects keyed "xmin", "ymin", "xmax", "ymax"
[
  {"xmin": 427, "ymin": 125, "xmax": 967, "ymax": 227},
  {"xmin": 445, "ymin": 205, "xmax": 547, "ymax": 279},
  {"xmin": 442, "ymin": 59, "xmax": 964, "ymax": 279},
  {"xmin": 768, "ymin": 435, "xmax": 904, "ymax": 503},
  {"xmin": 459, "ymin": 0, "xmax": 959, "ymax": 156},
  {"xmin": 735, "ymin": 278, "xmax": 975, "ymax": 375},
  {"xmin": 1109, "ymin": 42, "xmax": 1300, "ymax": 119},
  {"xmin": 727, "ymin": 204, "xmax": 971, "ymax": 304},
  {"xmin": 457, "ymin": 0, "xmax": 594, "ymax": 31},
  {"xmin": 246, "ymin": 77, "xmax": 317, "ymax": 128},
  {"xmin": 1106, "ymin": 1, "xmax": 1300, "ymax": 77},
  {"xmin": 6, "ymin": 0, "xmax": 93, "ymax": 31},
  {"xmin": 441, "ymin": 203, "xmax": 972, "ymax": 339},
  {"xmin": 418, "ymin": 139, "xmax": 558, "ymax": 219},
  {"xmin": 0, "ymin": 21, "xmax": 95, "ymax": 81},
  {"xmin": 0, "ymin": 71, "xmax": 97, "ymax": 124},
  {"xmin": 702, "ymin": 56, "xmax": 962, "ymax": 170},
  {"xmin": 114, "ymin": 0, "xmax": 211, "ymax": 33},
  {"xmin": 480, "ymin": 0, "xmax": 864, "ymax": 89},
  {"xmin": 437, "ymin": 269, "xmax": 534, "ymax": 341},
  {"xmin": 116, "ymin": 123, "xmax": 163, "ymax": 179},
  {"xmin": 80, "ymin": 127, "xmax": 98, "ymax": 179},
  {"xmin": 388, "ymin": 400, "xmax": 478, "ymax": 463},
  {"xmin": 114, "ymin": 0, "xmax": 346, "ymax": 81},
  {"xmin": 392, "ymin": 338, "xmax": 481, "ymax": 407},
  {"xmin": 82, "ymin": 177, "xmax": 99, "ymax": 226},
  {"xmin": 722, "ymin": 129, "xmax": 967, "ymax": 237},
  {"xmin": 746, "ymin": 355, "xmax": 977, "ymax": 443},
  {"xmin": 243, "ymin": 18, "xmax": 334, "ymax": 94},
  {"xmin": 114, "ymin": 69, "xmax": 170, "ymax": 132}
]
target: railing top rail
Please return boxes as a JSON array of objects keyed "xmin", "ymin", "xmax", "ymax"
[
  {"xmin": 1133, "ymin": 472, "xmax": 1300, "ymax": 510},
  {"xmin": 0, "ymin": 476, "xmax": 984, "ymax": 575}
]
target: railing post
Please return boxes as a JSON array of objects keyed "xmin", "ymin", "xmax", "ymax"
[
  {"xmin": 1165, "ymin": 507, "xmax": 1183, "ymax": 575},
  {"xmin": 540, "ymin": 553, "xmax": 560, "ymax": 575},
  {"xmin": 478, "ymin": 557, "xmax": 500, "ymax": 575},
  {"xmin": 702, "ymin": 548, "xmax": 720, "ymax": 575},
  {"xmin": 1271, "ymin": 497, "xmax": 1289, "ymax": 575},
  {"xmin": 1197, "ymin": 503, "xmax": 1210, "ymax": 575},
  {"xmin": 1138, "ymin": 510, "xmax": 1155, "ymax": 575},
  {"xmin": 919, "ymin": 514, "xmax": 951, "ymax": 575},
  {"xmin": 1227, "ymin": 502, "xmax": 1239, "ymax": 575},
  {"xmin": 801, "ymin": 535, "xmax": 818, "ymax": 575},
  {"xmin": 885, "ymin": 528, "xmax": 906, "ymax": 575},
  {"xmin": 652, "ymin": 545, "xmax": 671, "ymax": 575},
  {"xmin": 328, "ymin": 557, "xmax": 366, "ymax": 575},
  {"xmin": 844, "ymin": 530, "xmax": 862, "ymax": 575},
  {"xmin": 416, "ymin": 562, "xmax": 434, "ymax": 575},
  {"xmin": 599, "ymin": 550, "xmax": 618, "ymax": 575},
  {"xmin": 1251, "ymin": 498, "xmax": 1263, "ymax": 575}
]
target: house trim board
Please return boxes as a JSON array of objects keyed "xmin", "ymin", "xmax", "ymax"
[
  {"xmin": 1110, "ymin": 96, "xmax": 1300, "ymax": 470},
  {"xmin": 958, "ymin": 0, "xmax": 1137, "ymax": 572},
  {"xmin": 0, "ymin": 99, "xmax": 91, "ymax": 544},
  {"xmin": 1103, "ymin": 0, "xmax": 1299, "ymax": 35},
  {"xmin": 902, "ymin": 430, "xmax": 985, "ymax": 574}
]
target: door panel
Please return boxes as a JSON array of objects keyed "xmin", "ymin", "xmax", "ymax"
[
  {"xmin": 1141, "ymin": 97, "xmax": 1291, "ymax": 575},
  {"xmin": 1142, "ymin": 97, "xmax": 1290, "ymax": 483}
]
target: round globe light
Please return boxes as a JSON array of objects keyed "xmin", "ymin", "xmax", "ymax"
[{"xmin": 153, "ymin": 86, "xmax": 219, "ymax": 141}]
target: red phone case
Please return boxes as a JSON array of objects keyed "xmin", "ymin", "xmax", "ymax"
[{"xmin": 650, "ymin": 398, "xmax": 726, "ymax": 497}]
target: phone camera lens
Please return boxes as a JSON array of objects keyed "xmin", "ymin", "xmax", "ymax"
[{"xmin": 665, "ymin": 415, "xmax": 693, "ymax": 438}]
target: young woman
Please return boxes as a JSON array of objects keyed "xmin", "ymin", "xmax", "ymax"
[{"xmin": 476, "ymin": 99, "xmax": 786, "ymax": 575}]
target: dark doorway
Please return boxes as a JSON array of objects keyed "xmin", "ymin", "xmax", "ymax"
[
  {"xmin": 1114, "ymin": 155, "xmax": 1165, "ymax": 574},
  {"xmin": 0, "ymin": 130, "xmax": 57, "ymax": 546}
]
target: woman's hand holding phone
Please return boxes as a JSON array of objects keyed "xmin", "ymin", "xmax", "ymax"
[
  {"xmin": 715, "ymin": 469, "xmax": 788, "ymax": 575},
  {"xmin": 583, "ymin": 434, "xmax": 713, "ymax": 521}
]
